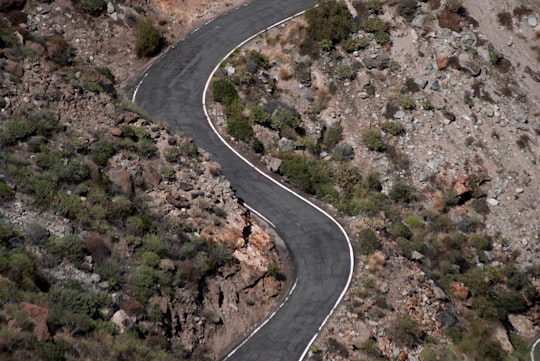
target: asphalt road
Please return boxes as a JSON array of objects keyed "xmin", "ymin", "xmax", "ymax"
[{"xmin": 132, "ymin": 1, "xmax": 354, "ymax": 360}]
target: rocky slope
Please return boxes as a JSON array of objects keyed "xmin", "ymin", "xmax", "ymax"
[
  {"xmin": 207, "ymin": 0, "xmax": 540, "ymax": 360},
  {"xmin": 0, "ymin": 0, "xmax": 288, "ymax": 360}
]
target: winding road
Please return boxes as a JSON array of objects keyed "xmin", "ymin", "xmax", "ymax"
[{"xmin": 132, "ymin": 1, "xmax": 354, "ymax": 360}]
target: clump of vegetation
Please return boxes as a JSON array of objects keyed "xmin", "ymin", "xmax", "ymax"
[
  {"xmin": 362, "ymin": 128, "xmax": 384, "ymax": 151},
  {"xmin": 360, "ymin": 17, "xmax": 390, "ymax": 44},
  {"xmin": 396, "ymin": 0, "xmax": 418, "ymax": 22},
  {"xmin": 135, "ymin": 17, "xmax": 164, "ymax": 58},
  {"xmin": 358, "ymin": 228, "xmax": 380, "ymax": 255},
  {"xmin": 305, "ymin": 0, "xmax": 356, "ymax": 45},
  {"xmin": 212, "ymin": 77, "xmax": 239, "ymax": 106},
  {"xmin": 381, "ymin": 121, "xmax": 404, "ymax": 136},
  {"xmin": 74, "ymin": 0, "xmax": 106, "ymax": 16}
]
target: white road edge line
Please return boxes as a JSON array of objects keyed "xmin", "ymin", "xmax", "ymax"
[
  {"xmin": 243, "ymin": 203, "xmax": 276, "ymax": 228},
  {"xmin": 132, "ymin": 5, "xmax": 354, "ymax": 361},
  {"xmin": 201, "ymin": 9, "xmax": 354, "ymax": 361},
  {"xmin": 531, "ymin": 337, "xmax": 540, "ymax": 361}
]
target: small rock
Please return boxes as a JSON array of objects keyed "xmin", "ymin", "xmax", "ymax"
[
  {"xmin": 487, "ymin": 198, "xmax": 499, "ymax": 206},
  {"xmin": 430, "ymin": 80, "xmax": 440, "ymax": 91},
  {"xmin": 528, "ymin": 16, "xmax": 538, "ymax": 27},
  {"xmin": 111, "ymin": 310, "xmax": 134, "ymax": 333},
  {"xmin": 107, "ymin": 1, "xmax": 114, "ymax": 13},
  {"xmin": 411, "ymin": 250, "xmax": 424, "ymax": 261},
  {"xmin": 432, "ymin": 286, "xmax": 447, "ymax": 300},
  {"xmin": 394, "ymin": 110, "xmax": 405, "ymax": 119},
  {"xmin": 515, "ymin": 188, "xmax": 524, "ymax": 194},
  {"xmin": 435, "ymin": 53, "xmax": 448, "ymax": 70},
  {"xmin": 178, "ymin": 182, "xmax": 194, "ymax": 191}
]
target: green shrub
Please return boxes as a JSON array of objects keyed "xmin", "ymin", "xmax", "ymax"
[
  {"xmin": 388, "ymin": 222, "xmax": 412, "ymax": 240},
  {"xmin": 362, "ymin": 128, "xmax": 384, "ymax": 151},
  {"xmin": 30, "ymin": 177, "xmax": 57, "ymax": 205},
  {"xmin": 305, "ymin": 0, "xmax": 356, "ymax": 44},
  {"xmin": 226, "ymin": 117, "xmax": 254, "ymax": 142},
  {"xmin": 0, "ymin": 182, "xmax": 14, "ymax": 201},
  {"xmin": 46, "ymin": 235, "xmax": 85, "ymax": 265},
  {"xmin": 76, "ymin": 0, "xmax": 106, "ymax": 15},
  {"xmin": 249, "ymin": 50, "xmax": 269, "ymax": 69},
  {"xmin": 361, "ymin": 17, "xmax": 387, "ymax": 33},
  {"xmin": 55, "ymin": 192, "xmax": 86, "ymax": 221},
  {"xmin": 212, "ymin": 77, "xmax": 239, "ymax": 106},
  {"xmin": 164, "ymin": 147, "xmax": 180, "ymax": 163},
  {"xmin": 91, "ymin": 140, "xmax": 116, "ymax": 167},
  {"xmin": 389, "ymin": 181, "xmax": 416, "ymax": 203},
  {"xmin": 0, "ymin": 119, "xmax": 35, "ymax": 145},
  {"xmin": 140, "ymin": 234, "xmax": 165, "ymax": 257},
  {"xmin": 130, "ymin": 265, "xmax": 159, "ymax": 302},
  {"xmin": 161, "ymin": 167, "xmax": 176, "ymax": 181},
  {"xmin": 136, "ymin": 137, "xmax": 157, "ymax": 158},
  {"xmin": 495, "ymin": 291, "xmax": 528, "ymax": 314},
  {"xmin": 381, "ymin": 121, "xmax": 404, "ymax": 136},
  {"xmin": 358, "ymin": 228, "xmax": 380, "ymax": 255},
  {"xmin": 400, "ymin": 95, "xmax": 416, "ymax": 110},
  {"xmin": 125, "ymin": 214, "xmax": 152, "ymax": 236},
  {"xmin": 280, "ymin": 153, "xmax": 330, "ymax": 194},
  {"xmin": 271, "ymin": 107, "xmax": 300, "ymax": 131},
  {"xmin": 250, "ymin": 105, "xmax": 271, "ymax": 127},
  {"xmin": 388, "ymin": 313, "xmax": 423, "ymax": 347},
  {"xmin": 48, "ymin": 286, "xmax": 109, "ymax": 319},
  {"xmin": 336, "ymin": 65, "xmax": 355, "ymax": 80},
  {"xmin": 180, "ymin": 141, "xmax": 198, "ymax": 156},
  {"xmin": 95, "ymin": 254, "xmax": 122, "ymax": 287},
  {"xmin": 135, "ymin": 17, "xmax": 163, "ymax": 58},
  {"xmin": 251, "ymin": 138, "xmax": 265, "ymax": 154},
  {"xmin": 141, "ymin": 251, "xmax": 160, "ymax": 268},
  {"xmin": 322, "ymin": 123, "xmax": 343, "ymax": 151},
  {"xmin": 367, "ymin": 0, "xmax": 383, "ymax": 13}
]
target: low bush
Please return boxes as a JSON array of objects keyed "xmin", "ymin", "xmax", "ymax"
[
  {"xmin": 358, "ymin": 228, "xmax": 380, "ymax": 255},
  {"xmin": 75, "ymin": 0, "xmax": 106, "ymax": 16},
  {"xmin": 389, "ymin": 181, "xmax": 416, "ymax": 203},
  {"xmin": 362, "ymin": 128, "xmax": 384, "ymax": 151},
  {"xmin": 135, "ymin": 17, "xmax": 163, "ymax": 57},
  {"xmin": 91, "ymin": 140, "xmax": 116, "ymax": 167},
  {"xmin": 388, "ymin": 313, "xmax": 423, "ymax": 347},
  {"xmin": 305, "ymin": 0, "xmax": 355, "ymax": 44},
  {"xmin": 0, "ymin": 182, "xmax": 14, "ymax": 201},
  {"xmin": 226, "ymin": 117, "xmax": 254, "ymax": 142},
  {"xmin": 212, "ymin": 77, "xmax": 239, "ymax": 106},
  {"xmin": 397, "ymin": 0, "xmax": 418, "ymax": 22},
  {"xmin": 381, "ymin": 121, "xmax": 404, "ymax": 136}
]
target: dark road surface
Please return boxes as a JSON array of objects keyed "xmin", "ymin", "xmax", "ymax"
[{"xmin": 132, "ymin": 1, "xmax": 354, "ymax": 360}]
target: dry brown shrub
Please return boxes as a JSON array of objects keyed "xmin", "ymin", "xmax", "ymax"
[
  {"xmin": 279, "ymin": 64, "xmax": 294, "ymax": 80},
  {"xmin": 83, "ymin": 232, "xmax": 111, "ymax": 264},
  {"xmin": 437, "ymin": 8, "xmax": 462, "ymax": 31},
  {"xmin": 497, "ymin": 11, "xmax": 513, "ymax": 30},
  {"xmin": 281, "ymin": 18, "xmax": 308, "ymax": 45},
  {"xmin": 366, "ymin": 250, "xmax": 386, "ymax": 274},
  {"xmin": 121, "ymin": 298, "xmax": 145, "ymax": 317},
  {"xmin": 513, "ymin": 5, "xmax": 533, "ymax": 20}
]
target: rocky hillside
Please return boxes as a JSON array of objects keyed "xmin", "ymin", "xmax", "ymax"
[
  {"xmin": 207, "ymin": 0, "xmax": 540, "ymax": 360},
  {"xmin": 0, "ymin": 0, "xmax": 286, "ymax": 360}
]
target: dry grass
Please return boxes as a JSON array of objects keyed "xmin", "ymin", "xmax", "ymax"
[
  {"xmin": 366, "ymin": 251, "xmax": 386, "ymax": 274},
  {"xmin": 280, "ymin": 18, "xmax": 308, "ymax": 46},
  {"xmin": 278, "ymin": 64, "xmax": 294, "ymax": 80}
]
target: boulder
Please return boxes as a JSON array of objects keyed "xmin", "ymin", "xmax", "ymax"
[
  {"xmin": 109, "ymin": 169, "xmax": 133, "ymax": 196},
  {"xmin": 4, "ymin": 59, "xmax": 23, "ymax": 78},
  {"xmin": 178, "ymin": 181, "xmax": 194, "ymax": 191},
  {"xmin": 351, "ymin": 321, "xmax": 372, "ymax": 349},
  {"xmin": 436, "ymin": 53, "xmax": 449, "ymax": 70},
  {"xmin": 166, "ymin": 193, "xmax": 190, "ymax": 209},
  {"xmin": 263, "ymin": 156, "xmax": 282, "ymax": 173},
  {"xmin": 458, "ymin": 54, "xmax": 481, "ymax": 76},
  {"xmin": 111, "ymin": 309, "xmax": 134, "ymax": 333},
  {"xmin": 363, "ymin": 53, "xmax": 390, "ymax": 70},
  {"xmin": 142, "ymin": 164, "xmax": 161, "ymax": 189}
]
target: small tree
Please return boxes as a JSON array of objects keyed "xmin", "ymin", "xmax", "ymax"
[{"xmin": 135, "ymin": 17, "xmax": 163, "ymax": 58}]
